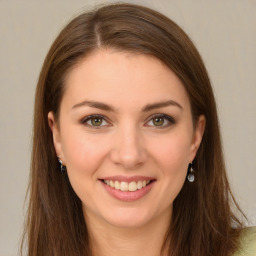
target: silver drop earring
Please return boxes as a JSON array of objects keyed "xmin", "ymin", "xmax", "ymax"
[
  {"xmin": 187, "ymin": 163, "xmax": 195, "ymax": 182},
  {"xmin": 58, "ymin": 158, "xmax": 66, "ymax": 172}
]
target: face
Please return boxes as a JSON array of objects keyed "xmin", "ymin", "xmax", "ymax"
[{"xmin": 48, "ymin": 49, "xmax": 205, "ymax": 229}]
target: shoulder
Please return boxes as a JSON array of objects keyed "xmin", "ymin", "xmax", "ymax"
[{"xmin": 233, "ymin": 227, "xmax": 256, "ymax": 256}]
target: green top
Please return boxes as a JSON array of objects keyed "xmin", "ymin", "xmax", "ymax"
[{"xmin": 233, "ymin": 227, "xmax": 256, "ymax": 256}]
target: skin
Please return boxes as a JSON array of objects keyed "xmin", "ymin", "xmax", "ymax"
[{"xmin": 48, "ymin": 49, "xmax": 205, "ymax": 256}]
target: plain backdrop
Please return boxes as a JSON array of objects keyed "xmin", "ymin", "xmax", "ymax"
[{"xmin": 0, "ymin": 0, "xmax": 255, "ymax": 255}]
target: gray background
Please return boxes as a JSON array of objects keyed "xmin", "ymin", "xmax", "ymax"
[{"xmin": 0, "ymin": 0, "xmax": 255, "ymax": 255}]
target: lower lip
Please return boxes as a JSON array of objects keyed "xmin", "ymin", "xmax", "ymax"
[{"xmin": 101, "ymin": 181, "xmax": 155, "ymax": 202}]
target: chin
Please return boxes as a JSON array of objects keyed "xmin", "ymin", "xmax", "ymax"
[{"xmin": 100, "ymin": 207, "xmax": 159, "ymax": 229}]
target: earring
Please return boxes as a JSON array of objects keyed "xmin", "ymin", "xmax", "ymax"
[
  {"xmin": 187, "ymin": 163, "xmax": 195, "ymax": 182},
  {"xmin": 58, "ymin": 158, "xmax": 66, "ymax": 172}
]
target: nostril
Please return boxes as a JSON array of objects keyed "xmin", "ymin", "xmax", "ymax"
[{"xmin": 109, "ymin": 144, "xmax": 147, "ymax": 169}]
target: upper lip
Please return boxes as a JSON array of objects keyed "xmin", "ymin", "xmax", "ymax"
[{"xmin": 99, "ymin": 175, "xmax": 156, "ymax": 182}]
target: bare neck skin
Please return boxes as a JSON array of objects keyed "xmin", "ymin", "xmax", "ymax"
[{"xmin": 84, "ymin": 206, "xmax": 172, "ymax": 256}]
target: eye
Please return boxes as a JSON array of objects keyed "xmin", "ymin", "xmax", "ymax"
[
  {"xmin": 146, "ymin": 114, "xmax": 175, "ymax": 127},
  {"xmin": 81, "ymin": 115, "xmax": 110, "ymax": 128}
]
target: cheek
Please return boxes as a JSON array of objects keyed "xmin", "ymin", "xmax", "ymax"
[
  {"xmin": 61, "ymin": 130, "xmax": 110, "ymax": 204},
  {"xmin": 149, "ymin": 131, "xmax": 191, "ymax": 185},
  {"xmin": 61, "ymin": 128, "xmax": 109, "ymax": 175},
  {"xmin": 152, "ymin": 132, "xmax": 191, "ymax": 165}
]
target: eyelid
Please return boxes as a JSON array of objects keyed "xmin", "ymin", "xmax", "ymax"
[
  {"xmin": 81, "ymin": 114, "xmax": 111, "ymax": 128},
  {"xmin": 145, "ymin": 113, "xmax": 176, "ymax": 127}
]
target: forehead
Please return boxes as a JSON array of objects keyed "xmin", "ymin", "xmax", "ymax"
[{"xmin": 62, "ymin": 49, "xmax": 190, "ymax": 112}]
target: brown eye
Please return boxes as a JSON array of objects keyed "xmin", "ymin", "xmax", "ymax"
[
  {"xmin": 91, "ymin": 118, "xmax": 103, "ymax": 126},
  {"xmin": 81, "ymin": 115, "xmax": 109, "ymax": 128},
  {"xmin": 152, "ymin": 117, "xmax": 164, "ymax": 126},
  {"xmin": 146, "ymin": 114, "xmax": 175, "ymax": 127}
]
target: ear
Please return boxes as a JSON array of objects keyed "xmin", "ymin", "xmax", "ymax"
[
  {"xmin": 189, "ymin": 115, "xmax": 206, "ymax": 162},
  {"xmin": 48, "ymin": 111, "xmax": 65, "ymax": 164}
]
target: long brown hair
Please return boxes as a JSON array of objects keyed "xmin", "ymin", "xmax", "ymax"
[{"xmin": 21, "ymin": 3, "xmax": 245, "ymax": 256}]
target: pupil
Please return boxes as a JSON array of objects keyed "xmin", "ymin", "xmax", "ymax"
[
  {"xmin": 153, "ymin": 117, "xmax": 164, "ymax": 126},
  {"xmin": 92, "ymin": 118, "xmax": 102, "ymax": 126}
]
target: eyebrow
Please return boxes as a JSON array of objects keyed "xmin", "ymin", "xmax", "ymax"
[
  {"xmin": 72, "ymin": 100, "xmax": 117, "ymax": 112},
  {"xmin": 142, "ymin": 100, "xmax": 183, "ymax": 112},
  {"xmin": 72, "ymin": 99, "xmax": 183, "ymax": 112}
]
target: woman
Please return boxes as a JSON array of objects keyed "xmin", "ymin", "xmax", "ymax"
[{"xmin": 21, "ymin": 3, "xmax": 255, "ymax": 256}]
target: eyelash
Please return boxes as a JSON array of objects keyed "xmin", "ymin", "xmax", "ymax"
[
  {"xmin": 146, "ymin": 114, "xmax": 176, "ymax": 128},
  {"xmin": 81, "ymin": 114, "xmax": 176, "ymax": 129}
]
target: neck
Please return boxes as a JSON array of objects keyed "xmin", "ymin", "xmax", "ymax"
[{"xmin": 84, "ymin": 208, "xmax": 172, "ymax": 256}]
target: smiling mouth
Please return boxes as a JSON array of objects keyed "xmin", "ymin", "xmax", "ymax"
[{"xmin": 100, "ymin": 179, "xmax": 155, "ymax": 192}]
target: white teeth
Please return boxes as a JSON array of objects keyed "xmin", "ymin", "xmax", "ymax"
[
  {"xmin": 137, "ymin": 180, "xmax": 142, "ymax": 189},
  {"xmin": 120, "ymin": 181, "xmax": 129, "ymax": 191},
  {"xmin": 110, "ymin": 180, "xmax": 115, "ymax": 188},
  {"xmin": 114, "ymin": 180, "xmax": 120, "ymax": 190},
  {"xmin": 103, "ymin": 179, "xmax": 151, "ymax": 191},
  {"xmin": 128, "ymin": 181, "xmax": 137, "ymax": 192}
]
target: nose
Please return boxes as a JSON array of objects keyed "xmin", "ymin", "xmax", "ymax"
[{"xmin": 110, "ymin": 125, "xmax": 147, "ymax": 170}]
